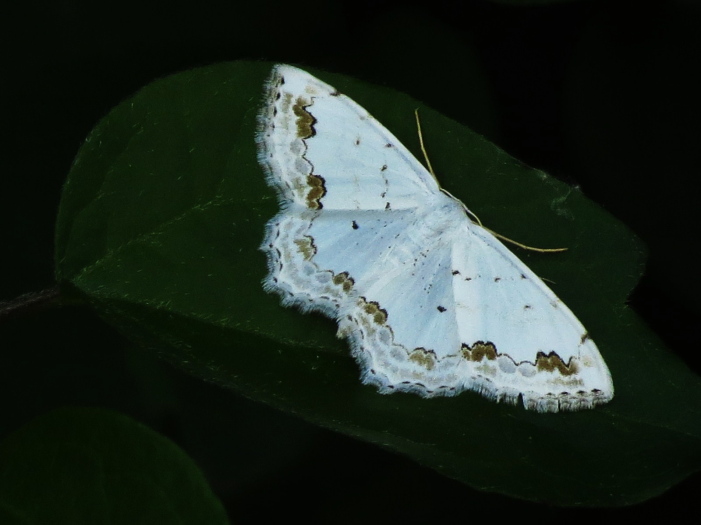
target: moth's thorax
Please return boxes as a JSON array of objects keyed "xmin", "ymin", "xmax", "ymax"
[{"xmin": 412, "ymin": 192, "xmax": 468, "ymax": 240}]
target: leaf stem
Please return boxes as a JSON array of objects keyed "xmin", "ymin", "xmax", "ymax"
[{"xmin": 0, "ymin": 286, "xmax": 61, "ymax": 323}]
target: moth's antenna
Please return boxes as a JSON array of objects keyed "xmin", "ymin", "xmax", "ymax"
[
  {"xmin": 414, "ymin": 109, "xmax": 567, "ymax": 254},
  {"xmin": 414, "ymin": 109, "xmax": 438, "ymax": 183},
  {"xmin": 482, "ymin": 227, "xmax": 567, "ymax": 253}
]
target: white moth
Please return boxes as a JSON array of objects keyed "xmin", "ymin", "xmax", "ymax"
[{"xmin": 256, "ymin": 64, "xmax": 613, "ymax": 412}]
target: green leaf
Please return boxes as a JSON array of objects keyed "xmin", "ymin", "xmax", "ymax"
[
  {"xmin": 0, "ymin": 407, "xmax": 229, "ymax": 524},
  {"xmin": 55, "ymin": 61, "xmax": 701, "ymax": 506}
]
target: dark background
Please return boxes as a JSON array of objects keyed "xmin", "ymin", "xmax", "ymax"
[{"xmin": 1, "ymin": 0, "xmax": 700, "ymax": 521}]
